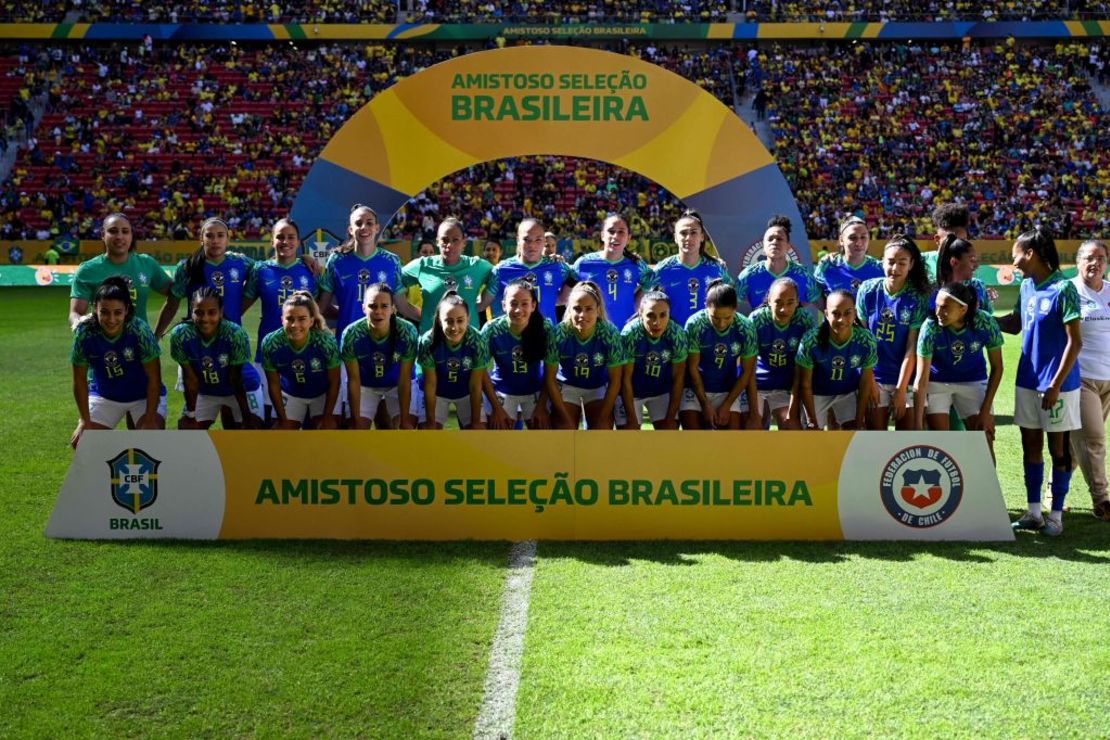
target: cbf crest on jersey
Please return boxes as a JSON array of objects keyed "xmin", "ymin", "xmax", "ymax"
[
  {"xmin": 108, "ymin": 448, "xmax": 160, "ymax": 514},
  {"xmin": 879, "ymin": 445, "xmax": 963, "ymax": 528}
]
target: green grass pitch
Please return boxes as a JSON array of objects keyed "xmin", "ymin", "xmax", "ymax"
[{"xmin": 1, "ymin": 286, "xmax": 1108, "ymax": 737}]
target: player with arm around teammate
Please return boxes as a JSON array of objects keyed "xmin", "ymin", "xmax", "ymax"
[
  {"xmin": 750, "ymin": 277, "xmax": 816, "ymax": 430},
  {"xmin": 417, "ymin": 292, "xmax": 491, "ymax": 430},
  {"xmin": 70, "ymin": 277, "xmax": 166, "ymax": 448},
  {"xmin": 340, "ymin": 283, "xmax": 418, "ymax": 430},
  {"xmin": 261, "ymin": 292, "xmax": 341, "ymax": 430},
  {"xmin": 553, "ymin": 281, "xmax": 627, "ymax": 430},
  {"xmin": 912, "ymin": 282, "xmax": 1003, "ymax": 457},
  {"xmin": 617, "ymin": 289, "xmax": 687, "ymax": 430},
  {"xmin": 169, "ymin": 287, "xmax": 263, "ymax": 430}
]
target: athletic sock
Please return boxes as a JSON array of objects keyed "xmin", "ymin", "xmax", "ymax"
[
  {"xmin": 1029, "ymin": 502, "xmax": 1043, "ymax": 518},
  {"xmin": 1050, "ymin": 469, "xmax": 1073, "ymax": 513},
  {"xmin": 1024, "ymin": 461, "xmax": 1045, "ymax": 505}
]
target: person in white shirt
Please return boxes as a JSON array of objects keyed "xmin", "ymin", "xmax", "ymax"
[{"xmin": 1071, "ymin": 239, "xmax": 1110, "ymax": 521}]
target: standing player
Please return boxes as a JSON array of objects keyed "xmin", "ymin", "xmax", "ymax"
[
  {"xmin": 481, "ymin": 279, "xmax": 569, "ymax": 430},
  {"xmin": 571, "ymin": 214, "xmax": 654, "ymax": 328},
  {"xmin": 170, "ymin": 287, "xmax": 263, "ymax": 430},
  {"xmin": 931, "ymin": 234, "xmax": 994, "ymax": 313},
  {"xmin": 682, "ymin": 280, "xmax": 760, "ymax": 430},
  {"xmin": 480, "ymin": 218, "xmax": 575, "ymax": 323},
  {"xmin": 652, "ymin": 210, "xmax": 732, "ymax": 329},
  {"xmin": 749, "ymin": 277, "xmax": 816, "ymax": 429},
  {"xmin": 417, "ymin": 292, "xmax": 490, "ymax": 430},
  {"xmin": 997, "ymin": 228, "xmax": 1083, "ymax": 536},
  {"xmin": 69, "ymin": 213, "xmax": 173, "ymax": 329},
  {"xmin": 856, "ymin": 236, "xmax": 931, "ymax": 430},
  {"xmin": 617, "ymin": 289, "xmax": 687, "ymax": 430},
  {"xmin": 70, "ymin": 276, "xmax": 165, "ymax": 448},
  {"xmin": 553, "ymin": 281, "xmax": 626, "ymax": 430},
  {"xmin": 340, "ymin": 283, "xmax": 418, "ymax": 430},
  {"xmin": 814, "ymin": 215, "xmax": 883, "ymax": 299},
  {"xmin": 913, "ymin": 282, "xmax": 1004, "ymax": 457},
  {"xmin": 796, "ymin": 289, "xmax": 877, "ymax": 430},
  {"xmin": 403, "ymin": 217, "xmax": 494, "ymax": 334},
  {"xmin": 735, "ymin": 215, "xmax": 819, "ymax": 313},
  {"xmin": 260, "ymin": 292, "xmax": 341, "ymax": 430}
]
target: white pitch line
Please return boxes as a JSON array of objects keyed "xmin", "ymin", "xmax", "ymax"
[{"xmin": 473, "ymin": 539, "xmax": 538, "ymax": 740}]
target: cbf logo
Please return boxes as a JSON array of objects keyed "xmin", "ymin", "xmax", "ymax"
[
  {"xmin": 108, "ymin": 448, "xmax": 160, "ymax": 514},
  {"xmin": 880, "ymin": 445, "xmax": 963, "ymax": 528}
]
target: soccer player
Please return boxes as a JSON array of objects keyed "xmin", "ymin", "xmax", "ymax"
[
  {"xmin": 856, "ymin": 235, "xmax": 931, "ymax": 430},
  {"xmin": 403, "ymin": 217, "xmax": 493, "ymax": 334},
  {"xmin": 913, "ymin": 282, "xmax": 1004, "ymax": 457},
  {"xmin": 260, "ymin": 291, "xmax": 341, "ymax": 430},
  {"xmin": 735, "ymin": 215, "xmax": 819, "ymax": 312},
  {"xmin": 340, "ymin": 283, "xmax": 418, "ymax": 430},
  {"xmin": 682, "ymin": 279, "xmax": 759, "ymax": 430},
  {"xmin": 169, "ymin": 287, "xmax": 263, "ymax": 430},
  {"xmin": 931, "ymin": 234, "xmax": 994, "ymax": 313},
  {"xmin": 69, "ymin": 213, "xmax": 173, "ymax": 329},
  {"xmin": 155, "ymin": 217, "xmax": 256, "ymax": 339},
  {"xmin": 997, "ymin": 228, "xmax": 1083, "ymax": 536},
  {"xmin": 480, "ymin": 218, "xmax": 575, "ymax": 323},
  {"xmin": 814, "ymin": 215, "xmax": 883, "ymax": 299},
  {"xmin": 617, "ymin": 289, "xmax": 687, "ymax": 430},
  {"xmin": 553, "ymin": 281, "xmax": 626, "ymax": 429},
  {"xmin": 417, "ymin": 292, "xmax": 490, "ymax": 430},
  {"xmin": 70, "ymin": 276, "xmax": 165, "ymax": 448},
  {"xmin": 571, "ymin": 214, "xmax": 654, "ymax": 328},
  {"xmin": 796, "ymin": 289, "xmax": 877, "ymax": 430},
  {"xmin": 750, "ymin": 277, "xmax": 816, "ymax": 430},
  {"xmin": 652, "ymin": 210, "xmax": 732, "ymax": 328},
  {"xmin": 481, "ymin": 279, "xmax": 569, "ymax": 430}
]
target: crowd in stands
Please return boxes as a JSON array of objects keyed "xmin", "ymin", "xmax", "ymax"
[
  {"xmin": 760, "ymin": 40, "xmax": 1110, "ymax": 240},
  {"xmin": 410, "ymin": 0, "xmax": 731, "ymax": 23},
  {"xmin": 745, "ymin": 1, "xmax": 1108, "ymax": 21},
  {"xmin": 0, "ymin": 1, "xmax": 398, "ymax": 23}
]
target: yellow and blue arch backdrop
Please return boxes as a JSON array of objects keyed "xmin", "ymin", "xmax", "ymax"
[{"xmin": 289, "ymin": 45, "xmax": 808, "ymax": 267}]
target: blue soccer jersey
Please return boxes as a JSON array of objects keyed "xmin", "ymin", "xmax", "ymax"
[
  {"xmin": 71, "ymin": 318, "xmax": 162, "ymax": 402},
  {"xmin": 749, "ymin": 306, "xmax": 817, "ymax": 391},
  {"xmin": 481, "ymin": 316, "xmax": 560, "ymax": 397},
  {"xmin": 684, "ymin": 309, "xmax": 758, "ymax": 394},
  {"xmin": 260, "ymin": 329, "xmax": 341, "ymax": 398},
  {"xmin": 486, "ymin": 257, "xmax": 574, "ymax": 322},
  {"xmin": 417, "ymin": 326, "xmax": 491, "ymax": 399},
  {"xmin": 622, "ymin": 319, "xmax": 688, "ymax": 399},
  {"xmin": 320, "ymin": 249, "xmax": 404, "ymax": 336},
  {"xmin": 927, "ymin": 278, "xmax": 995, "ymax": 315},
  {"xmin": 814, "ymin": 254, "xmax": 884, "ymax": 296},
  {"xmin": 651, "ymin": 255, "xmax": 733, "ymax": 328},
  {"xmin": 735, "ymin": 261, "xmax": 819, "ymax": 310},
  {"xmin": 917, "ymin": 312, "xmax": 1004, "ymax": 383},
  {"xmin": 553, "ymin": 319, "xmax": 626, "ymax": 390},
  {"xmin": 856, "ymin": 278, "xmax": 929, "ymax": 385},
  {"xmin": 244, "ymin": 259, "xmax": 317, "ymax": 361},
  {"xmin": 170, "ymin": 319, "xmax": 261, "ymax": 396},
  {"xmin": 1015, "ymin": 271, "xmax": 1082, "ymax": 392},
  {"xmin": 795, "ymin": 325, "xmax": 878, "ymax": 396},
  {"xmin": 340, "ymin": 317, "xmax": 419, "ymax": 389},
  {"xmin": 171, "ymin": 252, "xmax": 255, "ymax": 325},
  {"xmin": 572, "ymin": 252, "xmax": 654, "ymax": 327}
]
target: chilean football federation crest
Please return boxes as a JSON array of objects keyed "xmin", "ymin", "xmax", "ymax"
[
  {"xmin": 108, "ymin": 448, "xmax": 160, "ymax": 514},
  {"xmin": 879, "ymin": 445, "xmax": 963, "ymax": 528}
]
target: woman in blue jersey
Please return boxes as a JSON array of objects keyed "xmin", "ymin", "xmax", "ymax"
[
  {"xmin": 682, "ymin": 280, "xmax": 760, "ymax": 430},
  {"xmin": 417, "ymin": 292, "xmax": 490, "ymax": 430},
  {"xmin": 856, "ymin": 235, "xmax": 931, "ymax": 431},
  {"xmin": 796, "ymin": 289, "xmax": 877, "ymax": 430},
  {"xmin": 571, "ymin": 214, "xmax": 654, "ymax": 328},
  {"xmin": 931, "ymin": 234, "xmax": 995, "ymax": 313},
  {"xmin": 814, "ymin": 215, "xmax": 883, "ymax": 300},
  {"xmin": 653, "ymin": 210, "xmax": 732, "ymax": 329},
  {"xmin": 750, "ymin": 277, "xmax": 816, "ymax": 429},
  {"xmin": 913, "ymin": 282, "xmax": 1004, "ymax": 455},
  {"xmin": 481, "ymin": 279, "xmax": 570, "ymax": 430},
  {"xmin": 997, "ymin": 228, "xmax": 1083, "ymax": 536},
  {"xmin": 480, "ymin": 218, "xmax": 575, "ymax": 324},
  {"xmin": 554, "ymin": 281, "xmax": 626, "ymax": 430},
  {"xmin": 70, "ymin": 277, "xmax": 166, "ymax": 448},
  {"xmin": 170, "ymin": 287, "xmax": 263, "ymax": 430},
  {"xmin": 155, "ymin": 217, "xmax": 255, "ymax": 339},
  {"xmin": 735, "ymin": 215, "xmax": 819, "ymax": 312},
  {"xmin": 617, "ymin": 289, "xmax": 687, "ymax": 430},
  {"xmin": 340, "ymin": 283, "xmax": 418, "ymax": 430},
  {"xmin": 260, "ymin": 291, "xmax": 341, "ymax": 430}
]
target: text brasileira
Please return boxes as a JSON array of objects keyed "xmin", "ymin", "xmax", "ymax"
[{"xmin": 450, "ymin": 71, "xmax": 650, "ymax": 121}]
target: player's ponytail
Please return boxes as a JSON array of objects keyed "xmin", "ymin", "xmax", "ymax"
[
  {"xmin": 87, "ymin": 276, "xmax": 136, "ymax": 334},
  {"xmin": 1015, "ymin": 226, "xmax": 1061, "ymax": 274},
  {"xmin": 431, "ymin": 290, "xmax": 468, "ymax": 354},
  {"xmin": 935, "ymin": 233, "xmax": 976, "ymax": 287}
]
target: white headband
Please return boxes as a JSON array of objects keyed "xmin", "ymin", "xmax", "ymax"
[{"xmin": 937, "ymin": 288, "xmax": 967, "ymax": 307}]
